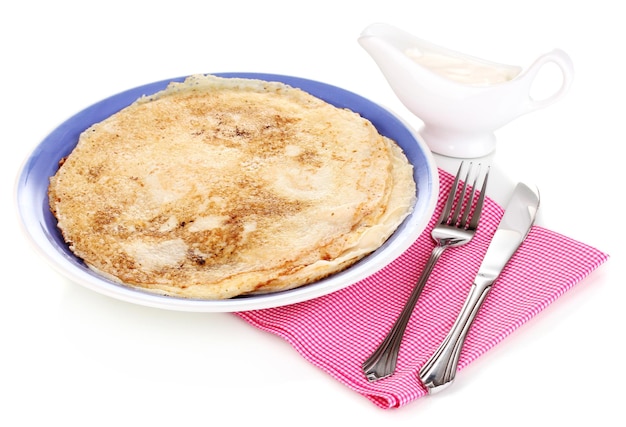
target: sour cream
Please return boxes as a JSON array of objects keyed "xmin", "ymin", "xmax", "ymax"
[{"xmin": 405, "ymin": 48, "xmax": 520, "ymax": 86}]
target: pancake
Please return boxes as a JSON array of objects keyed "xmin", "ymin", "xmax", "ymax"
[{"xmin": 48, "ymin": 74, "xmax": 416, "ymax": 299}]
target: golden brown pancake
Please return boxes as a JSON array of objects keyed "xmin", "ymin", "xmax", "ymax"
[{"xmin": 48, "ymin": 74, "xmax": 415, "ymax": 299}]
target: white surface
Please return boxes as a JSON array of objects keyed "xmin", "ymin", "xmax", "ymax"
[{"xmin": 2, "ymin": 1, "xmax": 621, "ymax": 425}]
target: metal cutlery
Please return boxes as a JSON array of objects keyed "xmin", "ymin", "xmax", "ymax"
[
  {"xmin": 419, "ymin": 182, "xmax": 540, "ymax": 393},
  {"xmin": 363, "ymin": 162, "xmax": 490, "ymax": 382}
]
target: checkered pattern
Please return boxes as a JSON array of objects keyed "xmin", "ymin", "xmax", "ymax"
[{"xmin": 235, "ymin": 169, "xmax": 609, "ymax": 409}]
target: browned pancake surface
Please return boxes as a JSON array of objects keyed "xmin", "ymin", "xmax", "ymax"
[{"xmin": 49, "ymin": 75, "xmax": 415, "ymax": 299}]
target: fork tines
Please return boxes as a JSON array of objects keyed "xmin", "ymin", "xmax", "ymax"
[{"xmin": 442, "ymin": 162, "xmax": 490, "ymax": 231}]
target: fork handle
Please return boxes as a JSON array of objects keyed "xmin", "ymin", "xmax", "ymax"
[
  {"xmin": 362, "ymin": 245, "xmax": 447, "ymax": 382},
  {"xmin": 418, "ymin": 276, "xmax": 494, "ymax": 393}
]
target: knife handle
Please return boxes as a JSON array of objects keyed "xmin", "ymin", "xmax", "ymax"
[{"xmin": 418, "ymin": 277, "xmax": 493, "ymax": 393}]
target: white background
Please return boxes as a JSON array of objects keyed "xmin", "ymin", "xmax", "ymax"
[{"xmin": 2, "ymin": 1, "xmax": 622, "ymax": 425}]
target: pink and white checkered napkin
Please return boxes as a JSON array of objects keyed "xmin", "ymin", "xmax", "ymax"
[{"xmin": 235, "ymin": 169, "xmax": 609, "ymax": 409}]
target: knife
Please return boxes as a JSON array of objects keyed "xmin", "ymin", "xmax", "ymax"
[{"xmin": 418, "ymin": 182, "xmax": 540, "ymax": 393}]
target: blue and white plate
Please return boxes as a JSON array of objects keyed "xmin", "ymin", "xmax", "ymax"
[{"xmin": 15, "ymin": 73, "xmax": 439, "ymax": 312}]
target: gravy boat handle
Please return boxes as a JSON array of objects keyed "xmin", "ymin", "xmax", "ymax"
[{"xmin": 520, "ymin": 49, "xmax": 574, "ymax": 112}]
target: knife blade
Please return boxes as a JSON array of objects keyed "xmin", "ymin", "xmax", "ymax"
[{"xmin": 418, "ymin": 182, "xmax": 540, "ymax": 393}]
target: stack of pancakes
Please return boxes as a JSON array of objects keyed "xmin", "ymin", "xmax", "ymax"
[{"xmin": 48, "ymin": 75, "xmax": 416, "ymax": 299}]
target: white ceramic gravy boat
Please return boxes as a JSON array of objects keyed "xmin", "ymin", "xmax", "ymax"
[{"xmin": 359, "ymin": 23, "xmax": 574, "ymax": 158}]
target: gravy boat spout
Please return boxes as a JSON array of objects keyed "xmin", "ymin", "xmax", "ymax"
[{"xmin": 358, "ymin": 23, "xmax": 574, "ymax": 158}]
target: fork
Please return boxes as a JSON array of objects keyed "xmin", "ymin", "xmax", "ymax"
[{"xmin": 362, "ymin": 161, "xmax": 490, "ymax": 382}]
